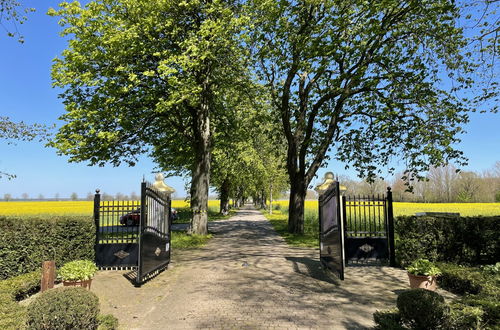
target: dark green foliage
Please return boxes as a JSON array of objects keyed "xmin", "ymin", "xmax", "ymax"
[
  {"xmin": 26, "ymin": 287, "xmax": 99, "ymax": 330},
  {"xmin": 0, "ymin": 271, "xmax": 41, "ymax": 329},
  {"xmin": 447, "ymin": 303, "xmax": 484, "ymax": 330},
  {"xmin": 373, "ymin": 308, "xmax": 405, "ymax": 330},
  {"xmin": 395, "ymin": 216, "xmax": 500, "ymax": 267},
  {"xmin": 0, "ymin": 216, "xmax": 95, "ymax": 279},
  {"xmin": 97, "ymin": 314, "xmax": 119, "ymax": 330},
  {"xmin": 462, "ymin": 297, "xmax": 500, "ymax": 329},
  {"xmin": 438, "ymin": 263, "xmax": 500, "ymax": 328},
  {"xmin": 438, "ymin": 263, "xmax": 484, "ymax": 295},
  {"xmin": 397, "ymin": 289, "xmax": 449, "ymax": 330}
]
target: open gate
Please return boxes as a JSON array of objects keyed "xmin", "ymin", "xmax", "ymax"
[
  {"xmin": 319, "ymin": 185, "xmax": 395, "ymax": 280},
  {"xmin": 137, "ymin": 182, "xmax": 171, "ymax": 284},
  {"xmin": 318, "ymin": 182, "xmax": 345, "ymax": 280},
  {"xmin": 94, "ymin": 181, "xmax": 171, "ymax": 285}
]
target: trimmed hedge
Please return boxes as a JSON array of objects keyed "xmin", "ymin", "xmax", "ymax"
[
  {"xmin": 438, "ymin": 263, "xmax": 500, "ymax": 328},
  {"xmin": 0, "ymin": 216, "xmax": 95, "ymax": 280},
  {"xmin": 0, "ymin": 271, "xmax": 40, "ymax": 329},
  {"xmin": 395, "ymin": 215, "xmax": 499, "ymax": 267}
]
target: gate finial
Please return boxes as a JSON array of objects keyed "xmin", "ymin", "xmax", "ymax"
[
  {"xmin": 152, "ymin": 173, "xmax": 175, "ymax": 195},
  {"xmin": 315, "ymin": 172, "xmax": 347, "ymax": 194}
]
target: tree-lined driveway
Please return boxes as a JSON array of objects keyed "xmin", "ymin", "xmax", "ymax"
[{"xmin": 93, "ymin": 207, "xmax": 413, "ymax": 329}]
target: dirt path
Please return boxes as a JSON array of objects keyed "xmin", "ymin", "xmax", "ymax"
[{"xmin": 92, "ymin": 207, "xmax": 414, "ymax": 329}]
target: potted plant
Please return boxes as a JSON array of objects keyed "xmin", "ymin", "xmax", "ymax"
[
  {"xmin": 58, "ymin": 260, "xmax": 98, "ymax": 290},
  {"xmin": 406, "ymin": 259, "xmax": 441, "ymax": 291}
]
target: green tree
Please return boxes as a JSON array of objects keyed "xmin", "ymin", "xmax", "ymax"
[
  {"xmin": 70, "ymin": 192, "xmax": 78, "ymax": 201},
  {"xmin": 49, "ymin": 0, "xmax": 248, "ymax": 234},
  {"xmin": 250, "ymin": 0, "xmax": 483, "ymax": 233}
]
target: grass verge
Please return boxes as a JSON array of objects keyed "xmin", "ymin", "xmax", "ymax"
[
  {"xmin": 171, "ymin": 231, "xmax": 213, "ymax": 249},
  {"xmin": 261, "ymin": 210, "xmax": 318, "ymax": 248}
]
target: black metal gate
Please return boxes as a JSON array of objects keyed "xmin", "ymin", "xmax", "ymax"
[
  {"xmin": 319, "ymin": 186, "xmax": 395, "ymax": 280},
  {"xmin": 318, "ymin": 181, "xmax": 345, "ymax": 280},
  {"xmin": 94, "ymin": 181, "xmax": 171, "ymax": 285},
  {"xmin": 137, "ymin": 182, "xmax": 171, "ymax": 284},
  {"xmin": 94, "ymin": 193, "xmax": 140, "ymax": 268},
  {"xmin": 343, "ymin": 187, "xmax": 395, "ymax": 266}
]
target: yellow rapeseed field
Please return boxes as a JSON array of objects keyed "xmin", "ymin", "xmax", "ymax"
[
  {"xmin": 0, "ymin": 200, "xmax": 220, "ymax": 216},
  {"xmin": 1, "ymin": 199, "xmax": 497, "ymax": 217},
  {"xmin": 273, "ymin": 200, "xmax": 500, "ymax": 217}
]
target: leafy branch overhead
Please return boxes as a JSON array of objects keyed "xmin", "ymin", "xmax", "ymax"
[
  {"xmin": 0, "ymin": 117, "xmax": 53, "ymax": 179},
  {"xmin": 0, "ymin": 0, "xmax": 35, "ymax": 42}
]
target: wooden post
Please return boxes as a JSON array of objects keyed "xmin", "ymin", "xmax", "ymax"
[{"xmin": 41, "ymin": 261, "xmax": 55, "ymax": 292}]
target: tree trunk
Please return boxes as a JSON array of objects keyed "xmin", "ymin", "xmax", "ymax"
[
  {"xmin": 219, "ymin": 179, "xmax": 230, "ymax": 215},
  {"xmin": 189, "ymin": 91, "xmax": 211, "ymax": 235},
  {"xmin": 288, "ymin": 172, "xmax": 307, "ymax": 234},
  {"xmin": 269, "ymin": 183, "xmax": 273, "ymax": 214},
  {"xmin": 260, "ymin": 190, "xmax": 267, "ymax": 209}
]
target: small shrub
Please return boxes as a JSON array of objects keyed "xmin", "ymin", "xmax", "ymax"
[
  {"xmin": 273, "ymin": 203, "xmax": 281, "ymax": 211},
  {"xmin": 26, "ymin": 287, "xmax": 99, "ymax": 330},
  {"xmin": 97, "ymin": 314, "xmax": 119, "ymax": 330},
  {"xmin": 407, "ymin": 259, "xmax": 441, "ymax": 276},
  {"xmin": 58, "ymin": 260, "xmax": 98, "ymax": 281},
  {"xmin": 397, "ymin": 289, "xmax": 449, "ymax": 330},
  {"xmin": 447, "ymin": 303, "xmax": 484, "ymax": 330},
  {"xmin": 373, "ymin": 308, "xmax": 405, "ymax": 330}
]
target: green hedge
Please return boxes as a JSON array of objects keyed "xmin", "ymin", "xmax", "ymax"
[
  {"xmin": 395, "ymin": 215, "xmax": 499, "ymax": 267},
  {"xmin": 0, "ymin": 216, "xmax": 95, "ymax": 280},
  {"xmin": 0, "ymin": 271, "xmax": 40, "ymax": 329}
]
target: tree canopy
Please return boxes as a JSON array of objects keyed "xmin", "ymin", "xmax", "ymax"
[
  {"xmin": 49, "ymin": 0, "xmax": 251, "ymax": 234},
  {"xmin": 48, "ymin": 0, "xmax": 498, "ymax": 235},
  {"xmin": 249, "ymin": 0, "xmax": 493, "ymax": 233}
]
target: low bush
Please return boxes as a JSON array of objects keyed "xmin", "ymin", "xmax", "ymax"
[
  {"xmin": 396, "ymin": 289, "xmax": 449, "ymax": 330},
  {"xmin": 447, "ymin": 303, "xmax": 484, "ymax": 330},
  {"xmin": 0, "ymin": 271, "xmax": 40, "ymax": 329},
  {"xmin": 437, "ymin": 262, "xmax": 500, "ymax": 327},
  {"xmin": 97, "ymin": 314, "xmax": 119, "ymax": 330},
  {"xmin": 437, "ymin": 263, "xmax": 484, "ymax": 295},
  {"xmin": 373, "ymin": 308, "xmax": 405, "ymax": 330},
  {"xmin": 26, "ymin": 287, "xmax": 99, "ymax": 330},
  {"xmin": 0, "ymin": 216, "xmax": 95, "ymax": 279},
  {"xmin": 462, "ymin": 296, "xmax": 500, "ymax": 329}
]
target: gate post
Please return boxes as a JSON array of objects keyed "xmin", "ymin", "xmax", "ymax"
[
  {"xmin": 386, "ymin": 187, "xmax": 396, "ymax": 267},
  {"xmin": 93, "ymin": 189, "xmax": 101, "ymax": 263}
]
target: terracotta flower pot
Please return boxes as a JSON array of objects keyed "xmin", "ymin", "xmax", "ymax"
[
  {"xmin": 62, "ymin": 279, "xmax": 92, "ymax": 290},
  {"xmin": 407, "ymin": 272, "xmax": 437, "ymax": 291}
]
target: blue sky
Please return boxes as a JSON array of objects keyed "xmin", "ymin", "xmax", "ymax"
[{"xmin": 0, "ymin": 1, "xmax": 499, "ymax": 199}]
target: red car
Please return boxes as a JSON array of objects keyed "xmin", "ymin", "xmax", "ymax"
[
  {"xmin": 120, "ymin": 208, "xmax": 140, "ymax": 226},
  {"xmin": 120, "ymin": 208, "xmax": 178, "ymax": 226}
]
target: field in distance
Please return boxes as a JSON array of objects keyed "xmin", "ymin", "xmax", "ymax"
[
  {"xmin": 0, "ymin": 200, "xmax": 218, "ymax": 216},
  {"xmin": 274, "ymin": 200, "xmax": 500, "ymax": 217},
  {"xmin": 0, "ymin": 200, "xmax": 498, "ymax": 216}
]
